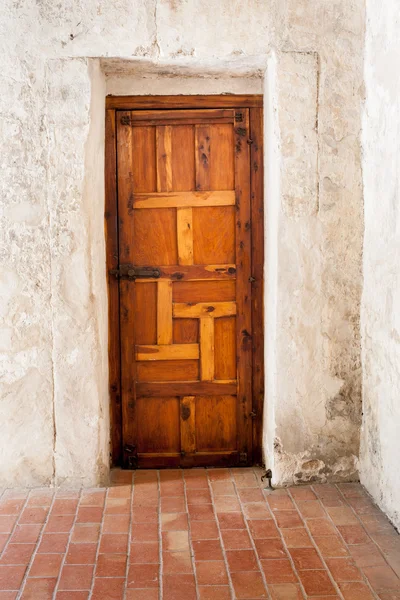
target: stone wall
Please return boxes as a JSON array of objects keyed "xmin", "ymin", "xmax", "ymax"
[
  {"xmin": 360, "ymin": 0, "xmax": 400, "ymax": 529},
  {"xmin": 0, "ymin": 0, "xmax": 365, "ymax": 487}
]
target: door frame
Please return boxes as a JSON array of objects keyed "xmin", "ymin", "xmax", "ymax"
[{"xmin": 105, "ymin": 94, "xmax": 264, "ymax": 467}]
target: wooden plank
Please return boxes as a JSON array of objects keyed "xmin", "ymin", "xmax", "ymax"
[
  {"xmin": 136, "ymin": 360, "xmax": 199, "ymax": 382},
  {"xmin": 106, "ymin": 95, "xmax": 264, "ymax": 110},
  {"xmin": 136, "ymin": 381, "xmax": 237, "ymax": 397},
  {"xmin": 117, "ymin": 111, "xmax": 138, "ymax": 467},
  {"xmin": 180, "ymin": 396, "xmax": 196, "ymax": 454},
  {"xmin": 132, "ymin": 207, "xmax": 178, "ymax": 266},
  {"xmin": 125, "ymin": 109, "xmax": 234, "ymax": 122},
  {"xmin": 250, "ymin": 107, "xmax": 265, "ymax": 465},
  {"xmin": 177, "ymin": 207, "xmax": 194, "ymax": 265},
  {"xmin": 173, "ymin": 280, "xmax": 235, "ymax": 303},
  {"xmin": 173, "ymin": 318, "xmax": 199, "ymax": 344},
  {"xmin": 134, "ymin": 282, "xmax": 157, "ymax": 344},
  {"xmin": 200, "ymin": 317, "xmax": 214, "ymax": 381},
  {"xmin": 133, "ymin": 190, "xmax": 235, "ymax": 209},
  {"xmin": 156, "ymin": 125, "xmax": 172, "ymax": 192},
  {"xmin": 126, "ymin": 118, "xmax": 233, "ymax": 127},
  {"xmin": 105, "ymin": 109, "xmax": 121, "ymax": 466},
  {"xmin": 173, "ymin": 301, "xmax": 236, "ymax": 319},
  {"xmin": 210, "ymin": 123, "xmax": 235, "ymax": 190},
  {"xmin": 136, "ymin": 397, "xmax": 180, "ymax": 453},
  {"xmin": 171, "ymin": 125, "xmax": 195, "ymax": 191},
  {"xmin": 196, "ymin": 395, "xmax": 237, "ymax": 451},
  {"xmin": 136, "ymin": 451, "xmax": 240, "ymax": 468},
  {"xmin": 195, "ymin": 125, "xmax": 211, "ymax": 191},
  {"xmin": 136, "ymin": 343, "xmax": 199, "ymax": 361},
  {"xmin": 235, "ymin": 108, "xmax": 253, "ymax": 464},
  {"xmin": 157, "ymin": 280, "xmax": 173, "ymax": 345},
  {"xmin": 193, "ymin": 206, "xmax": 236, "ymax": 264},
  {"xmin": 135, "ymin": 264, "xmax": 236, "ymax": 282},
  {"xmin": 214, "ymin": 316, "xmax": 237, "ymax": 381}
]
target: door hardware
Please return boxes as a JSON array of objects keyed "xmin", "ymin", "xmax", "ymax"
[{"xmin": 109, "ymin": 265, "xmax": 161, "ymax": 280}]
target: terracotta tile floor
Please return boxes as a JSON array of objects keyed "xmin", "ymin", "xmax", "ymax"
[{"xmin": 0, "ymin": 468, "xmax": 399, "ymax": 600}]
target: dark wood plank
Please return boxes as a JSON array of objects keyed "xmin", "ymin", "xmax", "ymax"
[
  {"xmin": 106, "ymin": 95, "xmax": 263, "ymax": 110},
  {"xmin": 235, "ymin": 108, "xmax": 253, "ymax": 466},
  {"xmin": 117, "ymin": 111, "xmax": 137, "ymax": 467},
  {"xmin": 136, "ymin": 382, "xmax": 237, "ymax": 397},
  {"xmin": 137, "ymin": 451, "xmax": 240, "ymax": 469},
  {"xmin": 105, "ymin": 109, "xmax": 121, "ymax": 466},
  {"xmin": 124, "ymin": 108, "xmax": 234, "ymax": 122},
  {"xmin": 250, "ymin": 107, "xmax": 265, "ymax": 465}
]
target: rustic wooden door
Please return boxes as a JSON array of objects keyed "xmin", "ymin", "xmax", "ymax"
[{"xmin": 113, "ymin": 105, "xmax": 259, "ymax": 469}]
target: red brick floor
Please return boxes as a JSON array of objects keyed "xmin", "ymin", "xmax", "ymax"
[{"xmin": 0, "ymin": 468, "xmax": 399, "ymax": 599}]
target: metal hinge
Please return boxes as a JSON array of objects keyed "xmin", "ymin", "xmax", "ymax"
[
  {"xmin": 239, "ymin": 452, "xmax": 248, "ymax": 465},
  {"xmin": 124, "ymin": 444, "xmax": 138, "ymax": 469},
  {"xmin": 109, "ymin": 265, "xmax": 161, "ymax": 280}
]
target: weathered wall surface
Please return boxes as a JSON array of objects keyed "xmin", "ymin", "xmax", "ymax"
[
  {"xmin": 264, "ymin": 1, "xmax": 365, "ymax": 485},
  {"xmin": 0, "ymin": 0, "xmax": 364, "ymax": 487},
  {"xmin": 360, "ymin": 0, "xmax": 400, "ymax": 529}
]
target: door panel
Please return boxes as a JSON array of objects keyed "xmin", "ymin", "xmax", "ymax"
[{"xmin": 116, "ymin": 108, "xmax": 253, "ymax": 468}]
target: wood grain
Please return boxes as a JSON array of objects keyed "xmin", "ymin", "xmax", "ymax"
[
  {"xmin": 107, "ymin": 100, "xmax": 264, "ymax": 468},
  {"xmin": 106, "ymin": 94, "xmax": 263, "ymax": 110},
  {"xmin": 200, "ymin": 317, "xmax": 214, "ymax": 381},
  {"xmin": 105, "ymin": 109, "xmax": 121, "ymax": 466},
  {"xmin": 195, "ymin": 125, "xmax": 211, "ymax": 191},
  {"xmin": 156, "ymin": 125, "xmax": 172, "ymax": 192},
  {"xmin": 157, "ymin": 280, "xmax": 172, "ymax": 345},
  {"xmin": 136, "ymin": 381, "xmax": 237, "ymax": 397},
  {"xmin": 136, "ymin": 344, "xmax": 199, "ymax": 361},
  {"xmin": 133, "ymin": 190, "xmax": 235, "ymax": 209},
  {"xmin": 177, "ymin": 207, "xmax": 193, "ymax": 265},
  {"xmin": 250, "ymin": 107, "xmax": 265, "ymax": 465},
  {"xmin": 173, "ymin": 301, "xmax": 236, "ymax": 319},
  {"xmin": 235, "ymin": 108, "xmax": 253, "ymax": 466}
]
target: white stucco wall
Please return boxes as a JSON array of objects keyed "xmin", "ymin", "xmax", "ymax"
[
  {"xmin": 0, "ymin": 0, "xmax": 365, "ymax": 487},
  {"xmin": 360, "ymin": 0, "xmax": 400, "ymax": 529}
]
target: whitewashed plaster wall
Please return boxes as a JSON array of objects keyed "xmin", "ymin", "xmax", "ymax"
[
  {"xmin": 264, "ymin": 1, "xmax": 365, "ymax": 485},
  {"xmin": 0, "ymin": 0, "xmax": 365, "ymax": 487},
  {"xmin": 360, "ymin": 0, "xmax": 400, "ymax": 530}
]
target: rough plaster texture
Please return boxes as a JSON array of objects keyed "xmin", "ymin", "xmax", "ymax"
[
  {"xmin": 0, "ymin": 0, "xmax": 364, "ymax": 488},
  {"xmin": 360, "ymin": 0, "xmax": 400, "ymax": 530},
  {"xmin": 264, "ymin": 1, "xmax": 365, "ymax": 485}
]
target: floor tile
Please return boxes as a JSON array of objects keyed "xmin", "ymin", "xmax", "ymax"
[{"xmin": 1, "ymin": 470, "xmax": 399, "ymax": 600}]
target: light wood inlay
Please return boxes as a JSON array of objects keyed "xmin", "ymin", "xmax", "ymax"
[
  {"xmin": 177, "ymin": 207, "xmax": 194, "ymax": 265},
  {"xmin": 173, "ymin": 301, "xmax": 237, "ymax": 319},
  {"xmin": 136, "ymin": 344, "xmax": 199, "ymax": 361},
  {"xmin": 133, "ymin": 191, "xmax": 235, "ymax": 209},
  {"xmin": 157, "ymin": 280, "xmax": 173, "ymax": 345},
  {"xmin": 156, "ymin": 126, "xmax": 172, "ymax": 192},
  {"xmin": 200, "ymin": 317, "xmax": 214, "ymax": 381},
  {"xmin": 195, "ymin": 124, "xmax": 211, "ymax": 191}
]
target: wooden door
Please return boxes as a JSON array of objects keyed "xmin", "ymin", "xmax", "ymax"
[{"xmin": 112, "ymin": 104, "xmax": 261, "ymax": 468}]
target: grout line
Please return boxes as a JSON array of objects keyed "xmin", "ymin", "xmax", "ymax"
[
  {"xmin": 286, "ymin": 488, "xmax": 348, "ymax": 600},
  {"xmin": 157, "ymin": 470, "xmax": 163, "ymax": 600},
  {"xmin": 332, "ymin": 484, "xmax": 396, "ymax": 597},
  {"xmin": 122, "ymin": 471, "xmax": 135, "ymax": 600},
  {"xmin": 51, "ymin": 487, "xmax": 83, "ymax": 599},
  {"xmin": 15, "ymin": 489, "xmax": 58, "ymax": 600},
  {"xmin": 230, "ymin": 469, "xmax": 273, "ymax": 600},
  {"xmin": 0, "ymin": 489, "xmax": 31, "ymax": 563},
  {"xmin": 87, "ymin": 487, "xmax": 109, "ymax": 599},
  {"xmin": 182, "ymin": 470, "xmax": 200, "ymax": 600},
  {"xmin": 206, "ymin": 470, "xmax": 236, "ymax": 600},
  {"xmin": 258, "ymin": 486, "xmax": 309, "ymax": 600}
]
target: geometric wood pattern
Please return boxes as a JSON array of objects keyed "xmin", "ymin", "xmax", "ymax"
[{"xmin": 116, "ymin": 107, "xmax": 254, "ymax": 469}]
